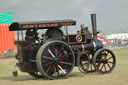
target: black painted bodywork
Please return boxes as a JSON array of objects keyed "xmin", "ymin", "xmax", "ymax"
[{"xmin": 10, "ymin": 16, "xmax": 103, "ymax": 72}]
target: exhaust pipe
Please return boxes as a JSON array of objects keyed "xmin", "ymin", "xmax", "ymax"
[{"xmin": 91, "ymin": 14, "xmax": 97, "ymax": 40}]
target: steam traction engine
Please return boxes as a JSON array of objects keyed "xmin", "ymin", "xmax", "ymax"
[{"xmin": 9, "ymin": 14, "xmax": 116, "ymax": 80}]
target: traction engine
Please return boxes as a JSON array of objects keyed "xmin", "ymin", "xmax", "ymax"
[{"xmin": 9, "ymin": 14, "xmax": 116, "ymax": 79}]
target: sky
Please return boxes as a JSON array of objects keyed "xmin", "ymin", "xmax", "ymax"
[{"xmin": 0, "ymin": 0, "xmax": 128, "ymax": 34}]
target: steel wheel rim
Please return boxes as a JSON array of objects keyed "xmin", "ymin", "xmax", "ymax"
[
  {"xmin": 78, "ymin": 53, "xmax": 90, "ymax": 73},
  {"xmin": 94, "ymin": 49, "xmax": 116, "ymax": 74},
  {"xmin": 37, "ymin": 41, "xmax": 75, "ymax": 79}
]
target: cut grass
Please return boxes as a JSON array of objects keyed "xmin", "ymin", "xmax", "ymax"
[
  {"xmin": 0, "ymin": 47, "xmax": 128, "ymax": 85},
  {"xmin": 0, "ymin": 57, "xmax": 16, "ymax": 74},
  {"xmin": 113, "ymin": 48, "xmax": 128, "ymax": 60}
]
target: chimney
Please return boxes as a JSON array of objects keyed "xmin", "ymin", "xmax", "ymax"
[{"xmin": 91, "ymin": 14, "xmax": 97, "ymax": 40}]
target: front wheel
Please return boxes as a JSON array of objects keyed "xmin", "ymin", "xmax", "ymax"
[
  {"xmin": 93, "ymin": 48, "xmax": 116, "ymax": 74},
  {"xmin": 36, "ymin": 40, "xmax": 75, "ymax": 80}
]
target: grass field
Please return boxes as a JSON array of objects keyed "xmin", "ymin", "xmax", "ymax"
[{"xmin": 0, "ymin": 48, "xmax": 128, "ymax": 85}]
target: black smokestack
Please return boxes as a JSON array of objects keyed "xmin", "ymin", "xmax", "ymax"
[{"xmin": 91, "ymin": 14, "xmax": 97, "ymax": 40}]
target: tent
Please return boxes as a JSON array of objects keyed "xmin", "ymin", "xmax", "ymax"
[{"xmin": 0, "ymin": 11, "xmax": 16, "ymax": 54}]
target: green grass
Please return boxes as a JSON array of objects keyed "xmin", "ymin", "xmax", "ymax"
[
  {"xmin": 0, "ymin": 57, "xmax": 16, "ymax": 73},
  {"xmin": 113, "ymin": 47, "xmax": 128, "ymax": 61},
  {"xmin": 0, "ymin": 47, "xmax": 128, "ymax": 85}
]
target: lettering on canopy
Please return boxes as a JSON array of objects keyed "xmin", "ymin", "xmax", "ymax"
[{"xmin": 22, "ymin": 22, "xmax": 74, "ymax": 29}]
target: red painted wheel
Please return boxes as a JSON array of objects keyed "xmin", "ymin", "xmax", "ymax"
[
  {"xmin": 97, "ymin": 35, "xmax": 108, "ymax": 46},
  {"xmin": 36, "ymin": 40, "xmax": 75, "ymax": 79}
]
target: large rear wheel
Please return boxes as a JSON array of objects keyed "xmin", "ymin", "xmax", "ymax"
[{"xmin": 36, "ymin": 40, "xmax": 75, "ymax": 79}]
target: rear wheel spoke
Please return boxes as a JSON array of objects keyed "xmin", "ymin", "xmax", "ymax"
[
  {"xmin": 56, "ymin": 64, "xmax": 59, "ymax": 76},
  {"xmin": 48, "ymin": 49, "xmax": 55, "ymax": 58},
  {"xmin": 58, "ymin": 51, "xmax": 63, "ymax": 57},
  {"xmin": 57, "ymin": 45, "xmax": 64, "ymax": 56},
  {"xmin": 43, "ymin": 56, "xmax": 53, "ymax": 60},
  {"xmin": 60, "ymin": 53, "xmax": 72, "ymax": 58},
  {"xmin": 49, "ymin": 64, "xmax": 55, "ymax": 73},
  {"xmin": 47, "ymin": 65, "xmax": 51, "ymax": 73},
  {"xmin": 42, "ymin": 59, "xmax": 51, "ymax": 62},
  {"xmin": 44, "ymin": 62, "xmax": 53, "ymax": 67},
  {"xmin": 54, "ymin": 65, "xmax": 57, "ymax": 76},
  {"xmin": 60, "ymin": 57, "xmax": 69, "ymax": 60},
  {"xmin": 58, "ymin": 65, "xmax": 66, "ymax": 74},
  {"xmin": 60, "ymin": 61, "xmax": 72, "ymax": 65}
]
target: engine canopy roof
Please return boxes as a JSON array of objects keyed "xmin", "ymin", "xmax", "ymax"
[{"xmin": 9, "ymin": 19, "xmax": 76, "ymax": 31}]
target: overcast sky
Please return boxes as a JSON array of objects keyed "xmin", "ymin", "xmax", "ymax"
[{"xmin": 0, "ymin": 0, "xmax": 128, "ymax": 34}]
